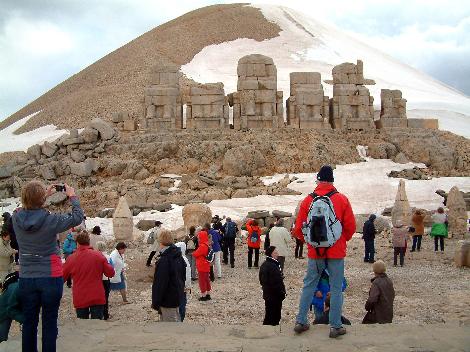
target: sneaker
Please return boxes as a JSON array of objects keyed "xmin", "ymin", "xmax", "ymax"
[
  {"xmin": 198, "ymin": 296, "xmax": 208, "ymax": 301},
  {"xmin": 329, "ymin": 327, "xmax": 347, "ymax": 338},
  {"xmin": 231, "ymin": 264, "xmax": 235, "ymax": 268},
  {"xmin": 205, "ymin": 295, "xmax": 212, "ymax": 300},
  {"xmin": 294, "ymin": 322, "xmax": 310, "ymax": 334}
]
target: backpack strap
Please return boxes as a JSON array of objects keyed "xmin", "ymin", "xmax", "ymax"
[{"xmin": 325, "ymin": 190, "xmax": 338, "ymax": 198}]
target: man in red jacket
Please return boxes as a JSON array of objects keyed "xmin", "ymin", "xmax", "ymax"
[
  {"xmin": 63, "ymin": 231, "xmax": 115, "ymax": 319},
  {"xmin": 246, "ymin": 219, "xmax": 262, "ymax": 268},
  {"xmin": 293, "ymin": 165, "xmax": 355, "ymax": 338}
]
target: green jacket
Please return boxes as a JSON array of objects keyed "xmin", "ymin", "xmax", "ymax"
[
  {"xmin": 430, "ymin": 223, "xmax": 448, "ymax": 238},
  {"xmin": 0, "ymin": 282, "xmax": 24, "ymax": 323}
]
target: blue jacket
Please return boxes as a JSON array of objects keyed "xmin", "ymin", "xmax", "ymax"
[
  {"xmin": 311, "ymin": 270, "xmax": 348, "ymax": 310},
  {"xmin": 209, "ymin": 229, "xmax": 222, "ymax": 252},
  {"xmin": 63, "ymin": 233, "xmax": 77, "ymax": 256},
  {"xmin": 13, "ymin": 197, "xmax": 84, "ymax": 278}
]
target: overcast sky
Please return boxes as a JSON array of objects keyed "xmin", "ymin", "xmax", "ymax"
[{"xmin": 1, "ymin": 0, "xmax": 469, "ymax": 120}]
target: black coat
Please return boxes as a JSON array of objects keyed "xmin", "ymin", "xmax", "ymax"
[
  {"xmin": 259, "ymin": 257, "xmax": 286, "ymax": 301},
  {"xmin": 362, "ymin": 214, "xmax": 377, "ymax": 241},
  {"xmin": 152, "ymin": 244, "xmax": 186, "ymax": 309}
]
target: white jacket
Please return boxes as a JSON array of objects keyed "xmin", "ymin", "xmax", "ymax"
[
  {"xmin": 109, "ymin": 249, "xmax": 126, "ymax": 283},
  {"xmin": 100, "ymin": 251, "xmax": 112, "ymax": 280},
  {"xmin": 268, "ymin": 226, "xmax": 292, "ymax": 257},
  {"xmin": 175, "ymin": 242, "xmax": 191, "ymax": 289}
]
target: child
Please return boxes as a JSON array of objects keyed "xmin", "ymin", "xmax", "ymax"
[
  {"xmin": 313, "ymin": 294, "xmax": 351, "ymax": 325},
  {"xmin": 392, "ymin": 220, "xmax": 410, "ymax": 267},
  {"xmin": 363, "ymin": 260, "xmax": 395, "ymax": 324},
  {"xmin": 311, "ymin": 268, "xmax": 347, "ymax": 321},
  {"xmin": 0, "ymin": 271, "xmax": 23, "ymax": 342},
  {"xmin": 63, "ymin": 231, "xmax": 78, "ymax": 287}
]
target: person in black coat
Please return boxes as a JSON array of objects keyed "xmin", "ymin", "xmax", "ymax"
[
  {"xmin": 362, "ymin": 214, "xmax": 377, "ymax": 263},
  {"xmin": 259, "ymin": 246, "xmax": 286, "ymax": 326},
  {"xmin": 151, "ymin": 230, "xmax": 186, "ymax": 322}
]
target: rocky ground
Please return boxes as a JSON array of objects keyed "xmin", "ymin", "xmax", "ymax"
[{"xmin": 7, "ymin": 232, "xmax": 470, "ymax": 345}]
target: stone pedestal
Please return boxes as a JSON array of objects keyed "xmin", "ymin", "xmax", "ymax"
[{"xmin": 379, "ymin": 89, "xmax": 407, "ymax": 128}]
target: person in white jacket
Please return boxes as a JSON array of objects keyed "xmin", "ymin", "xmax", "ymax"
[
  {"xmin": 110, "ymin": 242, "xmax": 130, "ymax": 304},
  {"xmin": 266, "ymin": 219, "xmax": 291, "ymax": 273},
  {"xmin": 175, "ymin": 241, "xmax": 191, "ymax": 321}
]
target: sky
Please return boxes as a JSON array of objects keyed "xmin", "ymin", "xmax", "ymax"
[{"xmin": 1, "ymin": 0, "xmax": 469, "ymax": 120}]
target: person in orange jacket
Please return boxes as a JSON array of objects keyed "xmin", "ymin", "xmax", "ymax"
[
  {"xmin": 292, "ymin": 165, "xmax": 356, "ymax": 339},
  {"xmin": 192, "ymin": 227, "xmax": 212, "ymax": 301},
  {"xmin": 246, "ymin": 219, "xmax": 262, "ymax": 268}
]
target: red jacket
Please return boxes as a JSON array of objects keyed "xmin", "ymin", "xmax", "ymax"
[
  {"xmin": 63, "ymin": 245, "xmax": 115, "ymax": 308},
  {"xmin": 293, "ymin": 183, "xmax": 356, "ymax": 259},
  {"xmin": 192, "ymin": 230, "xmax": 211, "ymax": 273},
  {"xmin": 246, "ymin": 219, "xmax": 262, "ymax": 249}
]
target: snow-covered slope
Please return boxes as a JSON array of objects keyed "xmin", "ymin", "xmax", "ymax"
[{"xmin": 182, "ymin": 4, "xmax": 470, "ymax": 138}]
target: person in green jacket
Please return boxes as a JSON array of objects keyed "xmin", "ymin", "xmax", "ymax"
[
  {"xmin": 0, "ymin": 270, "xmax": 23, "ymax": 342},
  {"xmin": 430, "ymin": 207, "xmax": 448, "ymax": 252}
]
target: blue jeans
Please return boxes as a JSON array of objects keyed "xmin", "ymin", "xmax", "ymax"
[
  {"xmin": 296, "ymin": 258, "xmax": 344, "ymax": 328},
  {"xmin": 179, "ymin": 293, "xmax": 187, "ymax": 322},
  {"xmin": 0, "ymin": 318, "xmax": 12, "ymax": 342},
  {"xmin": 18, "ymin": 277, "xmax": 63, "ymax": 352}
]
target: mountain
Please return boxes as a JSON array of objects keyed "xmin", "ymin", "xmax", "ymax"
[{"xmin": 1, "ymin": 3, "xmax": 469, "ymax": 138}]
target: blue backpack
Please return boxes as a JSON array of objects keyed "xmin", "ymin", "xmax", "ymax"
[
  {"xmin": 205, "ymin": 245, "xmax": 215, "ymax": 263},
  {"xmin": 250, "ymin": 230, "xmax": 259, "ymax": 243},
  {"xmin": 225, "ymin": 222, "xmax": 237, "ymax": 239}
]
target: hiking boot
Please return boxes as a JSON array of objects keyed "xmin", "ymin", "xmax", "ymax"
[
  {"xmin": 294, "ymin": 322, "xmax": 310, "ymax": 334},
  {"xmin": 231, "ymin": 264, "xmax": 235, "ymax": 268},
  {"xmin": 329, "ymin": 327, "xmax": 347, "ymax": 338},
  {"xmin": 198, "ymin": 296, "xmax": 208, "ymax": 301},
  {"xmin": 205, "ymin": 295, "xmax": 212, "ymax": 300},
  {"xmin": 368, "ymin": 260, "xmax": 375, "ymax": 263}
]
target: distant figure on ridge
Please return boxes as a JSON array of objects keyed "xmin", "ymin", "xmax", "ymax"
[{"xmin": 292, "ymin": 165, "xmax": 355, "ymax": 339}]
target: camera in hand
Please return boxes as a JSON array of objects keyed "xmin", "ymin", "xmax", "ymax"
[{"xmin": 55, "ymin": 184, "xmax": 66, "ymax": 192}]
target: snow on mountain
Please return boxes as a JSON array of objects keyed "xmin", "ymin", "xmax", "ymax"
[{"xmin": 182, "ymin": 4, "xmax": 470, "ymax": 138}]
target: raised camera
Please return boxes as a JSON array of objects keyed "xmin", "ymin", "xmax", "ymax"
[{"xmin": 55, "ymin": 185, "xmax": 66, "ymax": 192}]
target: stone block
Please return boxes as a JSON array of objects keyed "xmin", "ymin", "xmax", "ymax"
[
  {"xmin": 239, "ymin": 54, "xmax": 274, "ymax": 65},
  {"xmin": 123, "ymin": 119, "xmax": 137, "ymax": 131},
  {"xmin": 27, "ymin": 144, "xmax": 42, "ymax": 160},
  {"xmin": 80, "ymin": 127, "xmax": 99, "ymax": 143},
  {"xmin": 41, "ymin": 142, "xmax": 58, "ymax": 158},
  {"xmin": 407, "ymin": 119, "xmax": 439, "ymax": 129},
  {"xmin": 253, "ymin": 63, "xmax": 266, "ymax": 76},
  {"xmin": 89, "ymin": 118, "xmax": 115, "ymax": 140},
  {"xmin": 255, "ymin": 90, "xmax": 276, "ymax": 103},
  {"xmin": 191, "ymin": 95, "xmax": 225, "ymax": 105},
  {"xmin": 238, "ymin": 79, "xmax": 259, "ymax": 91},
  {"xmin": 247, "ymin": 210, "xmax": 269, "ymax": 219}
]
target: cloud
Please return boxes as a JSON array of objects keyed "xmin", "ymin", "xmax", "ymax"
[{"xmin": 0, "ymin": 0, "xmax": 469, "ymax": 120}]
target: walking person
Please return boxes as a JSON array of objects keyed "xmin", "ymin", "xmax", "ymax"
[
  {"xmin": 96, "ymin": 241, "xmax": 113, "ymax": 320},
  {"xmin": 292, "ymin": 165, "xmax": 355, "ymax": 338},
  {"xmin": 0, "ymin": 232, "xmax": 15, "ymax": 283},
  {"xmin": 63, "ymin": 232, "xmax": 115, "ymax": 320},
  {"xmin": 62, "ymin": 231, "xmax": 77, "ymax": 288},
  {"xmin": 392, "ymin": 221, "xmax": 410, "ymax": 267},
  {"xmin": 110, "ymin": 242, "xmax": 130, "ymax": 304},
  {"xmin": 411, "ymin": 210, "xmax": 425, "ymax": 252},
  {"xmin": 259, "ymin": 246, "xmax": 286, "ymax": 326},
  {"xmin": 362, "ymin": 260, "xmax": 395, "ymax": 324},
  {"xmin": 89, "ymin": 225, "xmax": 103, "ymax": 249},
  {"xmin": 192, "ymin": 229, "xmax": 212, "ymax": 301},
  {"xmin": 13, "ymin": 181, "xmax": 84, "ymax": 352},
  {"xmin": 152, "ymin": 230, "xmax": 186, "ymax": 322},
  {"xmin": 223, "ymin": 218, "xmax": 238, "ymax": 268},
  {"xmin": 0, "ymin": 270, "xmax": 23, "ymax": 343},
  {"xmin": 267, "ymin": 219, "xmax": 291, "ymax": 273},
  {"xmin": 185, "ymin": 226, "xmax": 198, "ymax": 280},
  {"xmin": 209, "ymin": 225, "xmax": 223, "ymax": 279},
  {"xmin": 430, "ymin": 207, "xmax": 448, "ymax": 252},
  {"xmin": 362, "ymin": 214, "xmax": 377, "ymax": 263},
  {"xmin": 246, "ymin": 219, "xmax": 262, "ymax": 269},
  {"xmin": 146, "ymin": 221, "xmax": 163, "ymax": 267},
  {"xmin": 175, "ymin": 242, "xmax": 191, "ymax": 322}
]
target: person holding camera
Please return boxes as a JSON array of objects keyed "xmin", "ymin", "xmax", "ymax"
[{"xmin": 12, "ymin": 181, "xmax": 84, "ymax": 352}]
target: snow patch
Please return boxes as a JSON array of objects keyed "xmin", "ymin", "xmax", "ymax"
[
  {"xmin": 260, "ymin": 174, "xmax": 287, "ymax": 186},
  {"xmin": 0, "ymin": 111, "xmax": 68, "ymax": 153}
]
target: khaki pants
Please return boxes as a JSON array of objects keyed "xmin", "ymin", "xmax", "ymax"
[{"xmin": 160, "ymin": 307, "xmax": 181, "ymax": 322}]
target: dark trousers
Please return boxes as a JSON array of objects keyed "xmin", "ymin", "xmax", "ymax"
[
  {"xmin": 223, "ymin": 238, "xmax": 236, "ymax": 266},
  {"xmin": 364, "ymin": 239, "xmax": 375, "ymax": 262},
  {"xmin": 248, "ymin": 247, "xmax": 259, "ymax": 268},
  {"xmin": 295, "ymin": 238, "xmax": 304, "ymax": 258},
  {"xmin": 278, "ymin": 256, "xmax": 285, "ymax": 273},
  {"xmin": 411, "ymin": 235, "xmax": 422, "ymax": 251},
  {"xmin": 263, "ymin": 298, "xmax": 282, "ymax": 326},
  {"xmin": 18, "ymin": 277, "xmax": 63, "ymax": 352},
  {"xmin": 394, "ymin": 247, "xmax": 405, "ymax": 266},
  {"xmin": 76, "ymin": 305, "xmax": 104, "ymax": 319},
  {"xmin": 146, "ymin": 251, "xmax": 157, "ymax": 266},
  {"xmin": 103, "ymin": 279, "xmax": 111, "ymax": 320},
  {"xmin": 434, "ymin": 236, "xmax": 445, "ymax": 251},
  {"xmin": 179, "ymin": 292, "xmax": 187, "ymax": 322},
  {"xmin": 0, "ymin": 318, "xmax": 12, "ymax": 342},
  {"xmin": 210, "ymin": 266, "xmax": 215, "ymax": 282}
]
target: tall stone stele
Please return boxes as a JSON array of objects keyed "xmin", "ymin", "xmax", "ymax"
[
  {"xmin": 230, "ymin": 54, "xmax": 283, "ymax": 129},
  {"xmin": 447, "ymin": 186, "xmax": 467, "ymax": 238},
  {"xmin": 391, "ymin": 180, "xmax": 412, "ymax": 226},
  {"xmin": 113, "ymin": 196, "xmax": 134, "ymax": 241}
]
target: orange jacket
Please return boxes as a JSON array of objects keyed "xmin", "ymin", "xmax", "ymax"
[
  {"xmin": 246, "ymin": 219, "xmax": 262, "ymax": 249},
  {"xmin": 411, "ymin": 212, "xmax": 425, "ymax": 236},
  {"xmin": 293, "ymin": 183, "xmax": 356, "ymax": 259},
  {"xmin": 192, "ymin": 230, "xmax": 211, "ymax": 272}
]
